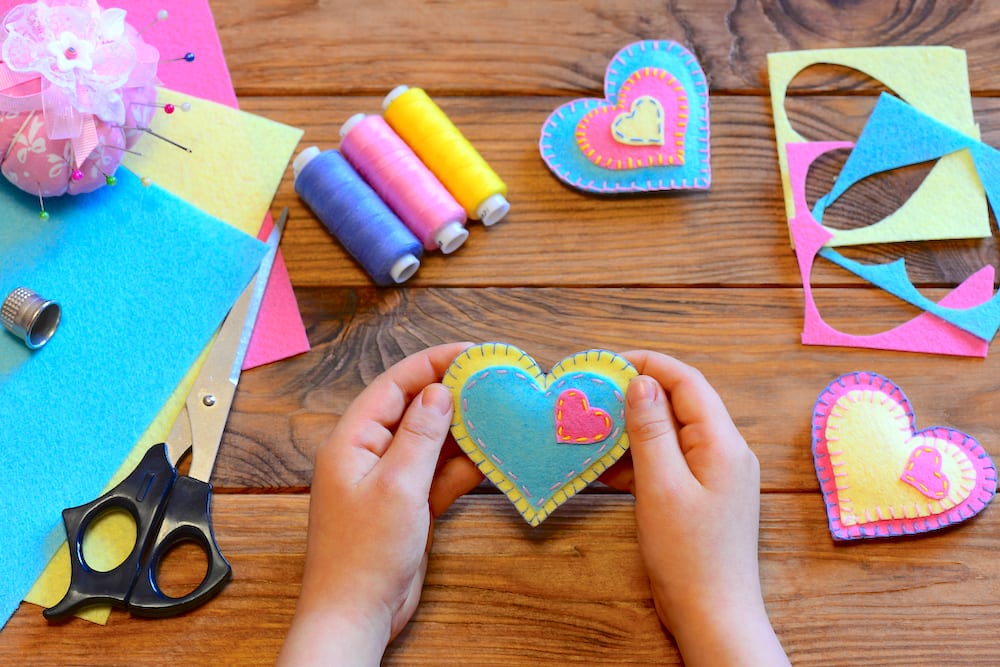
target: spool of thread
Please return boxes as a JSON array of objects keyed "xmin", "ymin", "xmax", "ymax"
[
  {"xmin": 293, "ymin": 147, "xmax": 422, "ymax": 285},
  {"xmin": 340, "ymin": 113, "xmax": 468, "ymax": 254},
  {"xmin": 382, "ymin": 85, "xmax": 510, "ymax": 226}
]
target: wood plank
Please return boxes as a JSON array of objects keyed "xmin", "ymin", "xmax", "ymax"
[
  {"xmin": 237, "ymin": 95, "xmax": 1000, "ymax": 288},
  {"xmin": 211, "ymin": 0, "xmax": 1000, "ymax": 95},
  {"xmin": 216, "ymin": 286, "xmax": 1000, "ymax": 493},
  {"xmin": 6, "ymin": 494, "xmax": 1000, "ymax": 666}
]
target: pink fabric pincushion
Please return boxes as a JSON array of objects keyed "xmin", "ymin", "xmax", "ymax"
[{"xmin": 0, "ymin": 0, "xmax": 159, "ymax": 197}]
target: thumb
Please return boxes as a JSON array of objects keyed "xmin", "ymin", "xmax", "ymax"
[
  {"xmin": 626, "ymin": 376, "xmax": 691, "ymax": 495},
  {"xmin": 378, "ymin": 383, "xmax": 455, "ymax": 495}
]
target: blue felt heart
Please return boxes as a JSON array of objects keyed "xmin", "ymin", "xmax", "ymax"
[
  {"xmin": 539, "ymin": 40, "xmax": 711, "ymax": 193},
  {"xmin": 444, "ymin": 343, "xmax": 637, "ymax": 526}
]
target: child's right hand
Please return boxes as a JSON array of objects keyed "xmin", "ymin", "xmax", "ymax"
[{"xmin": 601, "ymin": 350, "xmax": 790, "ymax": 667}]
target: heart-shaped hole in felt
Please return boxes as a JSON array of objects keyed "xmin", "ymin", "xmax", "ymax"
[
  {"xmin": 811, "ymin": 371, "xmax": 996, "ymax": 540},
  {"xmin": 444, "ymin": 343, "xmax": 637, "ymax": 527}
]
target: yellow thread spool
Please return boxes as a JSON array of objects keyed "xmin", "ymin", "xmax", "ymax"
[{"xmin": 383, "ymin": 85, "xmax": 509, "ymax": 225}]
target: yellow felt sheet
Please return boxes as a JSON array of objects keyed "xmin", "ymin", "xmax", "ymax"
[
  {"xmin": 23, "ymin": 91, "xmax": 302, "ymax": 623},
  {"xmin": 122, "ymin": 87, "xmax": 304, "ymax": 236},
  {"xmin": 767, "ymin": 46, "xmax": 989, "ymax": 246}
]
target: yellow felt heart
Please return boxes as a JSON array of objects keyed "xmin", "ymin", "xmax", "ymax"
[
  {"xmin": 825, "ymin": 388, "xmax": 973, "ymax": 527},
  {"xmin": 611, "ymin": 95, "xmax": 665, "ymax": 146},
  {"xmin": 813, "ymin": 372, "xmax": 995, "ymax": 540}
]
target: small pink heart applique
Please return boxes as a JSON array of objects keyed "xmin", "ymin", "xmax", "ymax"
[
  {"xmin": 812, "ymin": 371, "xmax": 996, "ymax": 541},
  {"xmin": 555, "ymin": 389, "xmax": 613, "ymax": 444},
  {"xmin": 901, "ymin": 445, "xmax": 949, "ymax": 500}
]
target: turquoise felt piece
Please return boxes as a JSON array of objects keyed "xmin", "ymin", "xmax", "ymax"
[{"xmin": 0, "ymin": 170, "xmax": 265, "ymax": 628}]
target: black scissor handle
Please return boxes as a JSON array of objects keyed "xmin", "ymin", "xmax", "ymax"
[
  {"xmin": 43, "ymin": 444, "xmax": 177, "ymax": 621},
  {"xmin": 127, "ymin": 475, "xmax": 233, "ymax": 617}
]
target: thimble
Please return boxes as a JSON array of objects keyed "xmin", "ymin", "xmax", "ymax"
[{"xmin": 1, "ymin": 287, "xmax": 61, "ymax": 349}]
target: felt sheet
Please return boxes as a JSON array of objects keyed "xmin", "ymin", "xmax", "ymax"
[
  {"xmin": 121, "ymin": 0, "xmax": 309, "ymax": 370},
  {"xmin": 815, "ymin": 92, "xmax": 1000, "ymax": 230},
  {"xmin": 787, "ymin": 141, "xmax": 991, "ymax": 357},
  {"xmin": 121, "ymin": 87, "xmax": 303, "ymax": 239},
  {"xmin": 22, "ymin": 83, "xmax": 306, "ymax": 621},
  {"xmin": 767, "ymin": 46, "xmax": 988, "ymax": 246},
  {"xmin": 24, "ymin": 350, "xmax": 202, "ymax": 624},
  {"xmin": 0, "ymin": 169, "xmax": 265, "ymax": 628}
]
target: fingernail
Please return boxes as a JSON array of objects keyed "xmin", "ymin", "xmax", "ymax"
[
  {"xmin": 422, "ymin": 383, "xmax": 454, "ymax": 415},
  {"xmin": 627, "ymin": 376, "xmax": 657, "ymax": 407}
]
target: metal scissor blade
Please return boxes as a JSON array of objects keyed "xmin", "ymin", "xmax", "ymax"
[{"xmin": 166, "ymin": 209, "xmax": 288, "ymax": 480}]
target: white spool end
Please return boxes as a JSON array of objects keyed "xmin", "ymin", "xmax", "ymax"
[
  {"xmin": 383, "ymin": 85, "xmax": 411, "ymax": 110},
  {"xmin": 390, "ymin": 253, "xmax": 421, "ymax": 283},
  {"xmin": 476, "ymin": 193, "xmax": 510, "ymax": 226},
  {"xmin": 339, "ymin": 112, "xmax": 366, "ymax": 138},
  {"xmin": 293, "ymin": 146, "xmax": 322, "ymax": 180},
  {"xmin": 435, "ymin": 221, "xmax": 469, "ymax": 254}
]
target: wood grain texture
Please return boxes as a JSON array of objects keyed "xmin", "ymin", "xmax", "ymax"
[
  {"xmin": 6, "ymin": 494, "xmax": 1000, "ymax": 666},
  {"xmin": 210, "ymin": 0, "xmax": 1000, "ymax": 95},
  {"xmin": 6, "ymin": 0, "xmax": 1000, "ymax": 664}
]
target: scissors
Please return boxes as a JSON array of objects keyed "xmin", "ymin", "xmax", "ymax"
[{"xmin": 44, "ymin": 209, "xmax": 288, "ymax": 620}]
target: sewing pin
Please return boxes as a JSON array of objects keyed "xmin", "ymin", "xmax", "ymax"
[
  {"xmin": 121, "ymin": 126, "xmax": 192, "ymax": 153},
  {"xmin": 138, "ymin": 9, "xmax": 169, "ymax": 35},
  {"xmin": 36, "ymin": 185, "xmax": 48, "ymax": 221},
  {"xmin": 134, "ymin": 101, "xmax": 192, "ymax": 115},
  {"xmin": 166, "ymin": 52, "xmax": 196, "ymax": 63}
]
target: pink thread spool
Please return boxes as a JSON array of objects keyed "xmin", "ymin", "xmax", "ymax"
[{"xmin": 340, "ymin": 113, "xmax": 468, "ymax": 254}]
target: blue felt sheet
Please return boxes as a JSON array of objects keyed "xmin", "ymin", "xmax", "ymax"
[{"xmin": 0, "ymin": 170, "xmax": 265, "ymax": 627}]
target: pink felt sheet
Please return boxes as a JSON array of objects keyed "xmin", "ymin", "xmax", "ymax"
[{"xmin": 787, "ymin": 141, "xmax": 991, "ymax": 358}]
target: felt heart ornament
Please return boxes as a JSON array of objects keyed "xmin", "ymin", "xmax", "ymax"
[
  {"xmin": 444, "ymin": 343, "xmax": 637, "ymax": 526},
  {"xmin": 539, "ymin": 40, "xmax": 710, "ymax": 193},
  {"xmin": 812, "ymin": 371, "xmax": 996, "ymax": 540}
]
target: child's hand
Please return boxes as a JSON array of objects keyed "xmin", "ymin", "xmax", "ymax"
[
  {"xmin": 601, "ymin": 350, "xmax": 789, "ymax": 667},
  {"xmin": 278, "ymin": 342, "xmax": 482, "ymax": 666}
]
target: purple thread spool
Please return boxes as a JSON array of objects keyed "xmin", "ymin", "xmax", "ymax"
[{"xmin": 340, "ymin": 113, "xmax": 468, "ymax": 254}]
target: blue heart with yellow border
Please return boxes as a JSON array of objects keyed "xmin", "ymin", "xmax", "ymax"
[{"xmin": 443, "ymin": 343, "xmax": 637, "ymax": 526}]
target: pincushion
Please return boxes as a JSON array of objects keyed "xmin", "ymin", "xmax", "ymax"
[
  {"xmin": 444, "ymin": 343, "xmax": 637, "ymax": 526},
  {"xmin": 0, "ymin": 0, "xmax": 159, "ymax": 197}
]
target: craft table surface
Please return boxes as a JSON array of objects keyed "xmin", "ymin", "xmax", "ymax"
[{"xmin": 4, "ymin": 1, "xmax": 1000, "ymax": 665}]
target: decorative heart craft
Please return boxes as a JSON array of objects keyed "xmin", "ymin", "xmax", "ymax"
[
  {"xmin": 812, "ymin": 371, "xmax": 996, "ymax": 540},
  {"xmin": 443, "ymin": 343, "xmax": 637, "ymax": 526},
  {"xmin": 539, "ymin": 40, "xmax": 710, "ymax": 193}
]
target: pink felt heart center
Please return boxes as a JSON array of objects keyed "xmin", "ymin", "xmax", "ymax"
[
  {"xmin": 575, "ymin": 67, "xmax": 688, "ymax": 171},
  {"xmin": 555, "ymin": 389, "xmax": 612, "ymax": 444},
  {"xmin": 901, "ymin": 445, "xmax": 950, "ymax": 499}
]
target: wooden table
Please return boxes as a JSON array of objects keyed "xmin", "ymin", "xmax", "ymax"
[{"xmin": 5, "ymin": 1, "xmax": 1000, "ymax": 664}]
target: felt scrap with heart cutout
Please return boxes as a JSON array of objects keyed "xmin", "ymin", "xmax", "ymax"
[
  {"xmin": 539, "ymin": 40, "xmax": 710, "ymax": 193},
  {"xmin": 444, "ymin": 343, "xmax": 637, "ymax": 526},
  {"xmin": 812, "ymin": 371, "xmax": 996, "ymax": 540}
]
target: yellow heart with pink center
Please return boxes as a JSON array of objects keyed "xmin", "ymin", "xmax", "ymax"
[{"xmin": 812, "ymin": 372, "xmax": 996, "ymax": 540}]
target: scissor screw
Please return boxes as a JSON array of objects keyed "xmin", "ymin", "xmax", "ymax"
[{"xmin": 202, "ymin": 394, "xmax": 217, "ymax": 407}]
